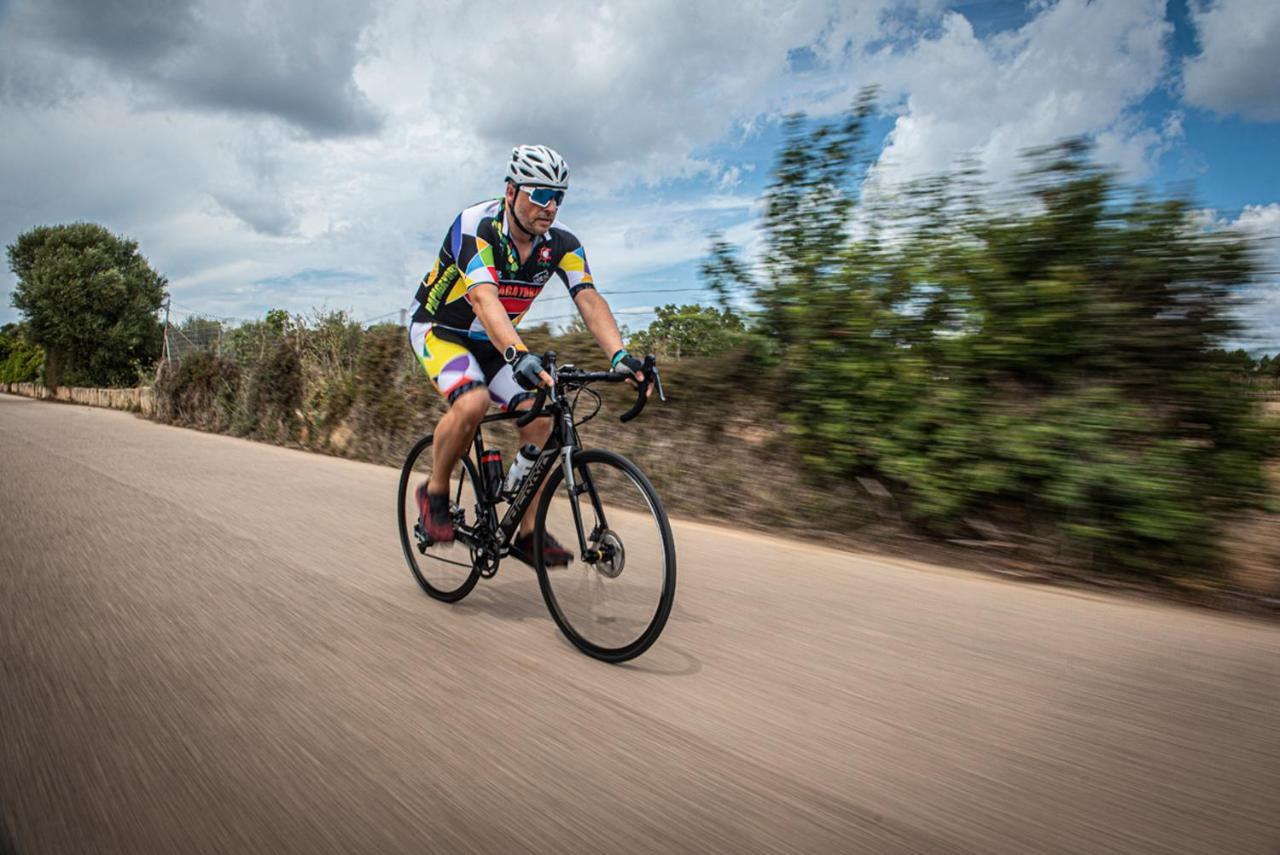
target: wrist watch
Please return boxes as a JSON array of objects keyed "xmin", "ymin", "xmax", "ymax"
[{"xmin": 503, "ymin": 344, "xmax": 526, "ymax": 365}]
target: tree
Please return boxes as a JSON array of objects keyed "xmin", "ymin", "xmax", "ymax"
[
  {"xmin": 707, "ymin": 115, "xmax": 1273, "ymax": 576},
  {"xmin": 8, "ymin": 222, "xmax": 165, "ymax": 387},
  {"xmin": 0, "ymin": 322, "xmax": 44, "ymax": 383},
  {"xmin": 628, "ymin": 304, "xmax": 747, "ymax": 359}
]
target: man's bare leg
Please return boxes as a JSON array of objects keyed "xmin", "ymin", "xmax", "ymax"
[{"xmin": 427, "ymin": 387, "xmax": 491, "ymax": 495}]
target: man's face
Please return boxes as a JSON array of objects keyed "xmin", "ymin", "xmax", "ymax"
[{"xmin": 506, "ymin": 183, "xmax": 559, "ymax": 236}]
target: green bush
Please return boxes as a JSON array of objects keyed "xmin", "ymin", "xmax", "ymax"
[
  {"xmin": 154, "ymin": 351, "xmax": 241, "ymax": 432},
  {"xmin": 347, "ymin": 323, "xmax": 422, "ymax": 461},
  {"xmin": 242, "ymin": 338, "xmax": 304, "ymax": 440},
  {"xmin": 0, "ymin": 326, "xmax": 44, "ymax": 384},
  {"xmin": 708, "ymin": 102, "xmax": 1275, "ymax": 577}
]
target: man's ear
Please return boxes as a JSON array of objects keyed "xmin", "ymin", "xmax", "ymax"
[{"xmin": 504, "ymin": 182, "xmax": 516, "ymax": 205}]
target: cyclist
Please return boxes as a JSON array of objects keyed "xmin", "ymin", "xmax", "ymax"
[{"xmin": 408, "ymin": 144, "xmax": 645, "ymax": 565}]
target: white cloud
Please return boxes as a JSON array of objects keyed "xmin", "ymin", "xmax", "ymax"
[
  {"xmin": 3, "ymin": 0, "xmax": 382, "ymax": 136},
  {"xmin": 1231, "ymin": 204, "xmax": 1280, "ymax": 351},
  {"xmin": 1183, "ymin": 0, "xmax": 1280, "ymax": 122},
  {"xmin": 358, "ymin": 0, "xmax": 903, "ymax": 187},
  {"xmin": 1200, "ymin": 204, "xmax": 1280, "ymax": 351},
  {"xmin": 2, "ymin": 0, "xmax": 892, "ymax": 324},
  {"xmin": 0, "ymin": 0, "xmax": 1275, "ymax": 344},
  {"xmin": 857, "ymin": 0, "xmax": 1173, "ymax": 188}
]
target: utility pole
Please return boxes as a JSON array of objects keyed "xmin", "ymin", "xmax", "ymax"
[{"xmin": 162, "ymin": 297, "xmax": 172, "ymax": 367}]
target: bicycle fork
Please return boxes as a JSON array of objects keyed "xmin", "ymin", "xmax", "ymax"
[
  {"xmin": 559, "ymin": 440, "xmax": 610, "ymax": 565},
  {"xmin": 557, "ymin": 411, "xmax": 599, "ymax": 563}
]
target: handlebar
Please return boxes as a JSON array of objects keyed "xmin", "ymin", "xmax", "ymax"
[
  {"xmin": 511, "ymin": 351, "xmax": 663, "ymax": 426},
  {"xmin": 619, "ymin": 354, "xmax": 658, "ymax": 423},
  {"xmin": 514, "ymin": 386, "xmax": 547, "ymax": 427},
  {"xmin": 515, "ymin": 350, "xmax": 555, "ymax": 427}
]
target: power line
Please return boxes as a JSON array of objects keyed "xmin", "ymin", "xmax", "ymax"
[{"xmin": 535, "ymin": 284, "xmax": 722, "ymax": 305}]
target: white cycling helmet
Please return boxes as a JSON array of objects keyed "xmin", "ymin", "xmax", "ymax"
[{"xmin": 506, "ymin": 144, "xmax": 569, "ymax": 189}]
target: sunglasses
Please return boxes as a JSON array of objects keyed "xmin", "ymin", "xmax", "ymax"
[{"xmin": 522, "ymin": 186, "xmax": 566, "ymax": 207}]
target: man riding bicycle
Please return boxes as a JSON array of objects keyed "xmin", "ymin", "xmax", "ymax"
[{"xmin": 408, "ymin": 144, "xmax": 646, "ymax": 565}]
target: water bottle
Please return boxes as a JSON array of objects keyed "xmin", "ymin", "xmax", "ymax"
[
  {"xmin": 504, "ymin": 444, "xmax": 540, "ymax": 493},
  {"xmin": 480, "ymin": 448, "xmax": 503, "ymax": 502}
]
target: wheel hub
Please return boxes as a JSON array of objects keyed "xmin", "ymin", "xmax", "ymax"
[{"xmin": 591, "ymin": 530, "xmax": 625, "ymax": 578}]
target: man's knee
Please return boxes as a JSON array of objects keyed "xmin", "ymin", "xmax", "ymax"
[{"xmin": 448, "ymin": 386, "xmax": 491, "ymax": 425}]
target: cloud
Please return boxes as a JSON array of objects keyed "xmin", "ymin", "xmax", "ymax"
[
  {"xmin": 859, "ymin": 0, "xmax": 1173, "ymax": 189},
  {"xmin": 5, "ymin": 0, "xmax": 382, "ymax": 137},
  {"xmin": 1231, "ymin": 204, "xmax": 1280, "ymax": 350},
  {"xmin": 212, "ymin": 192, "xmax": 297, "ymax": 238},
  {"xmin": 1, "ymin": 0, "xmax": 1275, "ymax": 344},
  {"xmin": 1182, "ymin": 0, "xmax": 1280, "ymax": 122},
  {"xmin": 1200, "ymin": 204, "xmax": 1280, "ymax": 350},
  {"xmin": 364, "ymin": 0, "xmax": 900, "ymax": 185}
]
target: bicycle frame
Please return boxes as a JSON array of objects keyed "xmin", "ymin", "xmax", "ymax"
[
  {"xmin": 400, "ymin": 351, "xmax": 674, "ymax": 661},
  {"xmin": 454, "ymin": 398, "xmax": 613, "ymax": 570},
  {"xmin": 427, "ymin": 353, "xmax": 661, "ymax": 570}
]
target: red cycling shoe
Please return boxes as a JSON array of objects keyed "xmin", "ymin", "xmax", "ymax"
[
  {"xmin": 511, "ymin": 530, "xmax": 573, "ymax": 567},
  {"xmin": 416, "ymin": 483, "xmax": 455, "ymax": 544}
]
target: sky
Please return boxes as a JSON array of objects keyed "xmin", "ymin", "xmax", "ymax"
[{"xmin": 1, "ymin": 0, "xmax": 1277, "ymax": 351}]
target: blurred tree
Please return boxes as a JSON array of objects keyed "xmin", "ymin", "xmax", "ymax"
[
  {"xmin": 708, "ymin": 112, "xmax": 1274, "ymax": 575},
  {"xmin": 7, "ymin": 222, "xmax": 165, "ymax": 387},
  {"xmin": 0, "ymin": 322, "xmax": 44, "ymax": 383},
  {"xmin": 629, "ymin": 304, "xmax": 746, "ymax": 359}
]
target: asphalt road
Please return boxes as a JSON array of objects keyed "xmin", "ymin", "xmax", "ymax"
[{"xmin": 2, "ymin": 393, "xmax": 1278, "ymax": 854}]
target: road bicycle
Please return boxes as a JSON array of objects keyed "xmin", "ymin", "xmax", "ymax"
[{"xmin": 397, "ymin": 352, "xmax": 676, "ymax": 663}]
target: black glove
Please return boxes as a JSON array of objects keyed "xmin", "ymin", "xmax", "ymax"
[
  {"xmin": 611, "ymin": 349, "xmax": 644, "ymax": 376},
  {"xmin": 510, "ymin": 351, "xmax": 545, "ymax": 390}
]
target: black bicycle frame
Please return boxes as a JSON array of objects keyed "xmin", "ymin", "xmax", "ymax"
[{"xmin": 460, "ymin": 402, "xmax": 604, "ymax": 560}]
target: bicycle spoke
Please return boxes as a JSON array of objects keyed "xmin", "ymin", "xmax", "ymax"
[
  {"xmin": 398, "ymin": 436, "xmax": 482, "ymax": 602},
  {"xmin": 535, "ymin": 450, "xmax": 675, "ymax": 661}
]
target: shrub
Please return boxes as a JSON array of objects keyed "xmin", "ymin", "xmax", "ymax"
[
  {"xmin": 0, "ymin": 329, "xmax": 44, "ymax": 384},
  {"xmin": 708, "ymin": 102, "xmax": 1275, "ymax": 577},
  {"xmin": 154, "ymin": 351, "xmax": 241, "ymax": 432},
  {"xmin": 242, "ymin": 338, "xmax": 304, "ymax": 440}
]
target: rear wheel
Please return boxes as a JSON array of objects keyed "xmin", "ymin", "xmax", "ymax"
[
  {"xmin": 397, "ymin": 434, "xmax": 483, "ymax": 602},
  {"xmin": 533, "ymin": 449, "xmax": 676, "ymax": 662}
]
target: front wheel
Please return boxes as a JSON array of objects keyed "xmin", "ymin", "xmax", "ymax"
[{"xmin": 533, "ymin": 449, "xmax": 676, "ymax": 662}]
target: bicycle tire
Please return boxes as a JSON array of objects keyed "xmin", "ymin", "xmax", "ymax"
[
  {"xmin": 397, "ymin": 433, "xmax": 483, "ymax": 602},
  {"xmin": 533, "ymin": 448, "xmax": 676, "ymax": 662}
]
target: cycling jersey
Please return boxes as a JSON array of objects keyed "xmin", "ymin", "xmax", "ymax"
[{"xmin": 409, "ymin": 198, "xmax": 594, "ymax": 339}]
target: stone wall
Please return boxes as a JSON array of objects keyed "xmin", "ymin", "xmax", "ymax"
[{"xmin": 3, "ymin": 382, "xmax": 154, "ymax": 415}]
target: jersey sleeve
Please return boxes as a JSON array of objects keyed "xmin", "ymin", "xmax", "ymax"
[
  {"xmin": 456, "ymin": 216, "xmax": 501, "ymax": 293},
  {"xmin": 555, "ymin": 232, "xmax": 595, "ymax": 297}
]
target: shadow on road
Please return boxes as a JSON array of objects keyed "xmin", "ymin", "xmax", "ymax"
[
  {"xmin": 0, "ymin": 808, "xmax": 19, "ymax": 855},
  {"xmin": 452, "ymin": 576, "xmax": 548, "ymax": 622},
  {"xmin": 617, "ymin": 643, "xmax": 702, "ymax": 677}
]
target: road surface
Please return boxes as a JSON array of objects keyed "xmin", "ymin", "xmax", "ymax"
[{"xmin": 2, "ymin": 393, "xmax": 1278, "ymax": 854}]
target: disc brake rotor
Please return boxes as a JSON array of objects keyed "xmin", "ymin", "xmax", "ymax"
[{"xmin": 592, "ymin": 530, "xmax": 625, "ymax": 578}]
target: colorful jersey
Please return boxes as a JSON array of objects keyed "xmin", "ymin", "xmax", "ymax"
[{"xmin": 409, "ymin": 199, "xmax": 594, "ymax": 339}]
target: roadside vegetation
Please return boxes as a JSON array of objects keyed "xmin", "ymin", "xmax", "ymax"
[
  {"xmin": 7, "ymin": 98, "xmax": 1278, "ymax": 592},
  {"xmin": 0, "ymin": 323, "xmax": 44, "ymax": 384}
]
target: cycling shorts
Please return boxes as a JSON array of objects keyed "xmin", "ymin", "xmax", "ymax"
[{"xmin": 408, "ymin": 322, "xmax": 534, "ymax": 411}]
